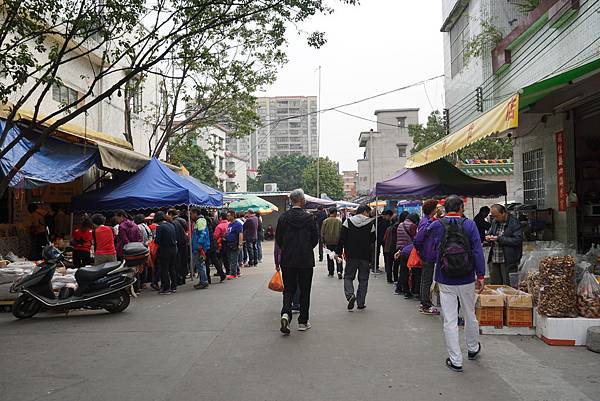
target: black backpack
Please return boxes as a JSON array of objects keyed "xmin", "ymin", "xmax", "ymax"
[{"xmin": 439, "ymin": 218, "xmax": 474, "ymax": 278}]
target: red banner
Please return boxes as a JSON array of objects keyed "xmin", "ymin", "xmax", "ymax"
[{"xmin": 556, "ymin": 131, "xmax": 567, "ymax": 212}]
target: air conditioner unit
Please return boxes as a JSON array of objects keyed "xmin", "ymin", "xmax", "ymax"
[{"xmin": 264, "ymin": 183, "xmax": 278, "ymax": 192}]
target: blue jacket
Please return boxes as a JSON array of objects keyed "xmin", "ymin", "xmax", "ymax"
[
  {"xmin": 191, "ymin": 217, "xmax": 210, "ymax": 254},
  {"xmin": 413, "ymin": 216, "xmax": 437, "ymax": 263},
  {"xmin": 428, "ymin": 215, "xmax": 486, "ymax": 286}
]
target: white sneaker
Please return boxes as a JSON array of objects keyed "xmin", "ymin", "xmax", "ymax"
[
  {"xmin": 298, "ymin": 322, "xmax": 312, "ymax": 331},
  {"xmin": 280, "ymin": 314, "xmax": 290, "ymax": 335}
]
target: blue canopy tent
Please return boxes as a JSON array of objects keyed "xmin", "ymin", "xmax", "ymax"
[
  {"xmin": 71, "ymin": 158, "xmax": 223, "ymax": 211},
  {"xmin": 181, "ymin": 174, "xmax": 223, "ymax": 207},
  {"xmin": 0, "ymin": 120, "xmax": 98, "ymax": 188}
]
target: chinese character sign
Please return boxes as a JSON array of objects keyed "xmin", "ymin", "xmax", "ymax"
[{"xmin": 556, "ymin": 131, "xmax": 567, "ymax": 212}]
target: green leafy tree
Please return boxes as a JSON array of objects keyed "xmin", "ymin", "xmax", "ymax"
[
  {"xmin": 247, "ymin": 177, "xmax": 263, "ymax": 192},
  {"xmin": 168, "ymin": 138, "xmax": 219, "ymax": 189},
  {"xmin": 302, "ymin": 157, "xmax": 344, "ymax": 199},
  {"xmin": 0, "ymin": 0, "xmax": 358, "ymax": 197},
  {"xmin": 256, "ymin": 155, "xmax": 314, "ymax": 191},
  {"xmin": 409, "ymin": 111, "xmax": 513, "ymax": 162}
]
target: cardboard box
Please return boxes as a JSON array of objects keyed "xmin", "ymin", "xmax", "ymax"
[
  {"xmin": 476, "ymin": 289, "xmax": 504, "ymax": 326},
  {"xmin": 535, "ymin": 309, "xmax": 600, "ymax": 346},
  {"xmin": 484, "ymin": 285, "xmax": 534, "ymax": 327}
]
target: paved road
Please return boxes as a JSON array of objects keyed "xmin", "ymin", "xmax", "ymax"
[{"xmin": 1, "ymin": 241, "xmax": 599, "ymax": 401}]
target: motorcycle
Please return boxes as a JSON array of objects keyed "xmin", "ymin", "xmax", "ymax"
[{"xmin": 10, "ymin": 245, "xmax": 139, "ymax": 319}]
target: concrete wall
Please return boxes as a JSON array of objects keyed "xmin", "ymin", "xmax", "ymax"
[{"xmin": 197, "ymin": 126, "xmax": 228, "ymax": 190}]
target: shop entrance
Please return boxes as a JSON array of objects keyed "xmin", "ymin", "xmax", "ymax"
[{"xmin": 574, "ymin": 97, "xmax": 600, "ymax": 252}]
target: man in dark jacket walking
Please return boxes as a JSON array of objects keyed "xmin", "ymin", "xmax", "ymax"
[
  {"xmin": 276, "ymin": 189, "xmax": 319, "ymax": 335},
  {"xmin": 338, "ymin": 204, "xmax": 376, "ymax": 310},
  {"xmin": 486, "ymin": 204, "xmax": 523, "ymax": 285}
]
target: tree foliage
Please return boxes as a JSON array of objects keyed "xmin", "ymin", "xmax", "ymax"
[
  {"xmin": 409, "ymin": 111, "xmax": 513, "ymax": 162},
  {"xmin": 0, "ymin": 0, "xmax": 358, "ymax": 196},
  {"xmin": 168, "ymin": 138, "xmax": 219, "ymax": 189},
  {"xmin": 255, "ymin": 154, "xmax": 314, "ymax": 191},
  {"xmin": 302, "ymin": 157, "xmax": 344, "ymax": 199}
]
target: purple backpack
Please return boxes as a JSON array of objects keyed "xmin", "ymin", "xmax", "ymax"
[{"xmin": 440, "ymin": 218, "xmax": 473, "ymax": 278}]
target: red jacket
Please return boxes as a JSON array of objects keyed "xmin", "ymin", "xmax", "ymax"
[{"xmin": 214, "ymin": 220, "xmax": 228, "ymax": 251}]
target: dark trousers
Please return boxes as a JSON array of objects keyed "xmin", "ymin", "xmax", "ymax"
[
  {"xmin": 393, "ymin": 258, "xmax": 400, "ymax": 283},
  {"xmin": 384, "ymin": 252, "xmax": 394, "ymax": 282},
  {"xmin": 420, "ymin": 261, "xmax": 435, "ymax": 308},
  {"xmin": 176, "ymin": 245, "xmax": 188, "ymax": 284},
  {"xmin": 326, "ymin": 245, "xmax": 343, "ymax": 275},
  {"xmin": 219, "ymin": 249, "xmax": 229, "ymax": 275},
  {"xmin": 206, "ymin": 249, "xmax": 226, "ymax": 281},
  {"xmin": 73, "ymin": 250, "xmax": 92, "ymax": 269},
  {"xmin": 245, "ymin": 240, "xmax": 258, "ymax": 266},
  {"xmin": 158, "ymin": 247, "xmax": 177, "ymax": 291},
  {"xmin": 410, "ymin": 268, "xmax": 422, "ymax": 296},
  {"xmin": 396, "ymin": 254, "xmax": 410, "ymax": 294},
  {"xmin": 318, "ymin": 238, "xmax": 324, "ymax": 261},
  {"xmin": 32, "ymin": 232, "xmax": 49, "ymax": 260},
  {"xmin": 281, "ymin": 267, "xmax": 313, "ymax": 324}
]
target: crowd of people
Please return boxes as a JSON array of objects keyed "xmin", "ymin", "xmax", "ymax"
[
  {"xmin": 274, "ymin": 190, "xmax": 523, "ymax": 373},
  {"xmin": 25, "ymin": 202, "xmax": 266, "ymax": 296}
]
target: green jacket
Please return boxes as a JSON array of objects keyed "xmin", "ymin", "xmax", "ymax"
[{"xmin": 321, "ymin": 217, "xmax": 342, "ymax": 246}]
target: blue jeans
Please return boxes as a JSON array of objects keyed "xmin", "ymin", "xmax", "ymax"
[
  {"xmin": 193, "ymin": 252, "xmax": 208, "ymax": 284},
  {"xmin": 256, "ymin": 240, "xmax": 263, "ymax": 261},
  {"xmin": 245, "ymin": 240, "xmax": 257, "ymax": 265},
  {"xmin": 227, "ymin": 248, "xmax": 240, "ymax": 276}
]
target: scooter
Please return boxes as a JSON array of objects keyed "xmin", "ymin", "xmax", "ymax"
[{"xmin": 10, "ymin": 245, "xmax": 137, "ymax": 319}]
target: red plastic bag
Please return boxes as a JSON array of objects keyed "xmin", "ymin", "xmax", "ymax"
[
  {"xmin": 268, "ymin": 270, "xmax": 284, "ymax": 292},
  {"xmin": 407, "ymin": 247, "xmax": 422, "ymax": 269}
]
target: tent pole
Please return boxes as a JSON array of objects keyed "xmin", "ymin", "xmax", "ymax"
[
  {"xmin": 187, "ymin": 204, "xmax": 193, "ymax": 280},
  {"xmin": 471, "ymin": 197, "xmax": 475, "ymax": 219},
  {"xmin": 69, "ymin": 212, "xmax": 74, "ymax": 237},
  {"xmin": 504, "ymin": 195, "xmax": 508, "ymax": 207}
]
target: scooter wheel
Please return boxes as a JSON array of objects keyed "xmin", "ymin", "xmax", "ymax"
[
  {"xmin": 13, "ymin": 294, "xmax": 41, "ymax": 319},
  {"xmin": 104, "ymin": 290, "xmax": 131, "ymax": 314}
]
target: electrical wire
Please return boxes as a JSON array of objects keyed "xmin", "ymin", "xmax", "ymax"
[{"xmin": 332, "ymin": 109, "xmax": 404, "ymax": 128}]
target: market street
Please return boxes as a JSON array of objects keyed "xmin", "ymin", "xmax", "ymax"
[{"xmin": 0, "ymin": 242, "xmax": 598, "ymax": 401}]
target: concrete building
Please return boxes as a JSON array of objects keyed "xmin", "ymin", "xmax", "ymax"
[
  {"xmin": 342, "ymin": 170, "xmax": 358, "ymax": 199},
  {"xmin": 439, "ymin": 0, "xmax": 600, "ymax": 250},
  {"xmin": 226, "ymin": 96, "xmax": 318, "ymax": 169},
  {"xmin": 196, "ymin": 125, "xmax": 228, "ymax": 191},
  {"xmin": 356, "ymin": 109, "xmax": 419, "ymax": 195},
  {"xmin": 224, "ymin": 151, "xmax": 248, "ymax": 193}
]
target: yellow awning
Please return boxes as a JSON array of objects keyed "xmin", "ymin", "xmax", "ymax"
[{"xmin": 405, "ymin": 94, "xmax": 519, "ymax": 168}]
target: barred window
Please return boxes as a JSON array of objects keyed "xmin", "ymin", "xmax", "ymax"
[
  {"xmin": 523, "ymin": 148, "xmax": 545, "ymax": 207},
  {"xmin": 450, "ymin": 11, "xmax": 469, "ymax": 77}
]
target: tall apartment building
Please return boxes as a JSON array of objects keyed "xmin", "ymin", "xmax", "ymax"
[
  {"xmin": 226, "ymin": 96, "xmax": 318, "ymax": 169},
  {"xmin": 356, "ymin": 109, "xmax": 419, "ymax": 195},
  {"xmin": 437, "ymin": 0, "xmax": 600, "ymax": 249}
]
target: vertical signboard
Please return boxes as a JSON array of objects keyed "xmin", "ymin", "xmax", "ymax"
[{"xmin": 556, "ymin": 131, "xmax": 567, "ymax": 212}]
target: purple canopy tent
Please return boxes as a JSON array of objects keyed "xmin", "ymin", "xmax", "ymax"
[
  {"xmin": 368, "ymin": 159, "xmax": 507, "ymax": 273},
  {"xmin": 371, "ymin": 159, "xmax": 506, "ymax": 199}
]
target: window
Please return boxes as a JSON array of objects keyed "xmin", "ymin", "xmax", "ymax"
[
  {"xmin": 132, "ymin": 83, "xmax": 143, "ymax": 114},
  {"xmin": 523, "ymin": 148, "xmax": 545, "ymax": 207},
  {"xmin": 397, "ymin": 145, "xmax": 407, "ymax": 158},
  {"xmin": 450, "ymin": 11, "xmax": 469, "ymax": 77},
  {"xmin": 397, "ymin": 117, "xmax": 406, "ymax": 128},
  {"xmin": 219, "ymin": 157, "xmax": 224, "ymax": 172},
  {"xmin": 52, "ymin": 83, "xmax": 79, "ymax": 106}
]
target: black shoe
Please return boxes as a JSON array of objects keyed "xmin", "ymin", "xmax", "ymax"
[
  {"xmin": 468, "ymin": 343, "xmax": 481, "ymax": 360},
  {"xmin": 151, "ymin": 284, "xmax": 160, "ymax": 291},
  {"xmin": 357, "ymin": 305, "xmax": 366, "ymax": 310},
  {"xmin": 194, "ymin": 283, "xmax": 209, "ymax": 289},
  {"xmin": 220, "ymin": 276, "xmax": 226, "ymax": 283},
  {"xmin": 158, "ymin": 290, "xmax": 170, "ymax": 295},
  {"xmin": 338, "ymin": 273, "xmax": 343, "ymax": 279},
  {"xmin": 280, "ymin": 314, "xmax": 291, "ymax": 335},
  {"xmin": 458, "ymin": 317, "xmax": 465, "ymax": 327},
  {"xmin": 404, "ymin": 293, "xmax": 413, "ymax": 299},
  {"xmin": 347, "ymin": 294, "xmax": 356, "ymax": 310},
  {"xmin": 319, "ymin": 258, "xmax": 323, "ymax": 262},
  {"xmin": 446, "ymin": 358, "xmax": 463, "ymax": 372}
]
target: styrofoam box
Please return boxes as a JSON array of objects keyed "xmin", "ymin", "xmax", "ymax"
[{"xmin": 535, "ymin": 309, "xmax": 600, "ymax": 346}]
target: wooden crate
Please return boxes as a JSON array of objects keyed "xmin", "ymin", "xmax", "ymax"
[
  {"xmin": 506, "ymin": 307, "xmax": 533, "ymax": 327},
  {"xmin": 476, "ymin": 306, "xmax": 504, "ymax": 327}
]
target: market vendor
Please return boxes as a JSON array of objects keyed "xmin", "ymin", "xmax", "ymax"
[
  {"xmin": 486, "ymin": 204, "xmax": 523, "ymax": 286},
  {"xmin": 26, "ymin": 203, "xmax": 49, "ymax": 260}
]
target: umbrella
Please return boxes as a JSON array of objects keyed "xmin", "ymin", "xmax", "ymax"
[
  {"xmin": 226, "ymin": 195, "xmax": 279, "ymax": 215},
  {"xmin": 369, "ymin": 200, "xmax": 386, "ymax": 207}
]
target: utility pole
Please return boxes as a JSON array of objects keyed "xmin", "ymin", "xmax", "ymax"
[{"xmin": 316, "ymin": 65, "xmax": 321, "ymax": 198}]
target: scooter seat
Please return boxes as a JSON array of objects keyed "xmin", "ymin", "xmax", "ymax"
[{"xmin": 75, "ymin": 262, "xmax": 122, "ymax": 283}]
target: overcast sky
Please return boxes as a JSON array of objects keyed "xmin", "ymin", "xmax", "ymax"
[{"xmin": 263, "ymin": 0, "xmax": 445, "ymax": 171}]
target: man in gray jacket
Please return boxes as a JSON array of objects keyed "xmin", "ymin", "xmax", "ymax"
[{"xmin": 486, "ymin": 204, "xmax": 523, "ymax": 286}]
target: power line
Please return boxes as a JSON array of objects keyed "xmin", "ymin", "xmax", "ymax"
[{"xmin": 332, "ymin": 109, "xmax": 404, "ymax": 128}]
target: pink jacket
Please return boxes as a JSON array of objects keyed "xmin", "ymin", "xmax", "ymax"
[{"xmin": 214, "ymin": 220, "xmax": 228, "ymax": 251}]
